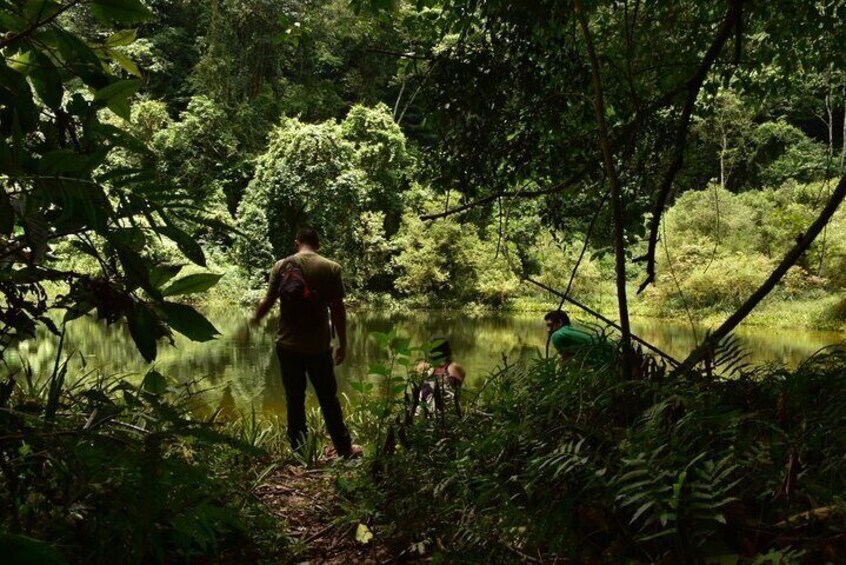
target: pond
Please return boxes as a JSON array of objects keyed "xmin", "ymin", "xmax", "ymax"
[{"xmin": 11, "ymin": 308, "xmax": 846, "ymax": 417}]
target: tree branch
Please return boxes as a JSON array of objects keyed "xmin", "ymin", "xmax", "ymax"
[
  {"xmin": 419, "ymin": 164, "xmax": 594, "ymax": 221},
  {"xmin": 420, "ymin": 0, "xmax": 743, "ymax": 234},
  {"xmin": 0, "ymin": 0, "xmax": 86, "ymax": 50},
  {"xmin": 634, "ymin": 0, "xmax": 744, "ymax": 293},
  {"xmin": 367, "ymin": 47, "xmax": 433, "ymax": 61},
  {"xmin": 419, "ymin": 72, "xmax": 717, "ymax": 222},
  {"xmin": 557, "ymin": 196, "xmax": 606, "ymax": 310},
  {"xmin": 575, "ymin": 0, "xmax": 634, "ymax": 377},
  {"xmin": 676, "ymin": 173, "xmax": 846, "ymax": 374}
]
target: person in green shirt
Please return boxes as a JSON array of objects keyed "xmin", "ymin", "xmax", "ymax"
[{"xmin": 544, "ymin": 310, "xmax": 614, "ymax": 364}]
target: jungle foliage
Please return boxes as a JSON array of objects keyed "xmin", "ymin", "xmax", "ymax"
[
  {"xmin": 344, "ymin": 336, "xmax": 846, "ymax": 563},
  {"xmin": 3, "ymin": 0, "xmax": 846, "ymax": 562}
]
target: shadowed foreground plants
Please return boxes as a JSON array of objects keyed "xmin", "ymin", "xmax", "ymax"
[
  {"xmin": 0, "ymin": 364, "xmax": 288, "ymax": 564},
  {"xmin": 343, "ymin": 342, "xmax": 846, "ymax": 563}
]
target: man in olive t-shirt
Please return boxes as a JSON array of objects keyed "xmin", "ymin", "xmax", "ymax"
[{"xmin": 250, "ymin": 227, "xmax": 357, "ymax": 458}]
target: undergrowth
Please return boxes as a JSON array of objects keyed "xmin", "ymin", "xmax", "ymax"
[
  {"xmin": 341, "ymin": 340, "xmax": 846, "ymax": 563},
  {"xmin": 0, "ymin": 358, "xmax": 289, "ymax": 564}
]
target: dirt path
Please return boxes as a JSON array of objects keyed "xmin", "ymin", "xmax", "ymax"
[{"xmin": 254, "ymin": 463, "xmax": 393, "ymax": 564}]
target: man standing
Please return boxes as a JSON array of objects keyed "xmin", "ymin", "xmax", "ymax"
[{"xmin": 251, "ymin": 227, "xmax": 359, "ymax": 458}]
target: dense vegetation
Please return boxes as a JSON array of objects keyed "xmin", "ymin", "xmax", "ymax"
[
  {"xmin": 343, "ymin": 337, "xmax": 846, "ymax": 562},
  {"xmin": 7, "ymin": 0, "xmax": 845, "ymax": 325},
  {"xmin": 3, "ymin": 0, "xmax": 846, "ymax": 562}
]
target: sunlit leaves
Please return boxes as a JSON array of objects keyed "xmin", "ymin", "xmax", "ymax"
[
  {"xmin": 161, "ymin": 273, "xmax": 224, "ymax": 297},
  {"xmin": 93, "ymin": 78, "xmax": 141, "ymax": 119},
  {"xmin": 158, "ymin": 302, "xmax": 220, "ymax": 342}
]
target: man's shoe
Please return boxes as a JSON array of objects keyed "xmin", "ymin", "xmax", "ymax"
[
  {"xmin": 337, "ymin": 444, "xmax": 364, "ymax": 459},
  {"xmin": 324, "ymin": 444, "xmax": 363, "ymax": 460},
  {"xmin": 330, "ymin": 444, "xmax": 364, "ymax": 459}
]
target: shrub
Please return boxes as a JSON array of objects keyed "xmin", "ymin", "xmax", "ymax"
[
  {"xmin": 749, "ymin": 120, "xmax": 830, "ymax": 187},
  {"xmin": 391, "ymin": 213, "xmax": 480, "ymax": 302},
  {"xmin": 234, "ymin": 106, "xmax": 410, "ymax": 290},
  {"xmin": 0, "ymin": 365, "xmax": 287, "ymax": 563},
  {"xmin": 674, "ymin": 252, "xmax": 772, "ymax": 310},
  {"xmin": 346, "ymin": 343, "xmax": 846, "ymax": 562}
]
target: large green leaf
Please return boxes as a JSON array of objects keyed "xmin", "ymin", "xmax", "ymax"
[
  {"xmin": 91, "ymin": 0, "xmax": 155, "ymax": 25},
  {"xmin": 93, "ymin": 79, "xmax": 140, "ymax": 100},
  {"xmin": 0, "ymin": 11, "xmax": 29, "ymax": 33},
  {"xmin": 38, "ymin": 149, "xmax": 86, "ymax": 174},
  {"xmin": 115, "ymin": 243, "xmax": 161, "ymax": 299},
  {"xmin": 93, "ymin": 79, "xmax": 140, "ymax": 119},
  {"xmin": 161, "ymin": 273, "xmax": 223, "ymax": 297},
  {"xmin": 105, "ymin": 29, "xmax": 137, "ymax": 47},
  {"xmin": 53, "ymin": 29, "xmax": 108, "ymax": 88},
  {"xmin": 23, "ymin": 0, "xmax": 62, "ymax": 23},
  {"xmin": 141, "ymin": 369, "xmax": 167, "ymax": 394},
  {"xmin": 149, "ymin": 263, "xmax": 183, "ymax": 289},
  {"xmin": 29, "ymin": 51, "xmax": 63, "ymax": 109},
  {"xmin": 159, "ymin": 302, "xmax": 220, "ymax": 342},
  {"xmin": 107, "ymin": 96, "xmax": 131, "ymax": 120},
  {"xmin": 7, "ymin": 50, "xmax": 36, "ymax": 75},
  {"xmin": 127, "ymin": 304, "xmax": 158, "ymax": 362},
  {"xmin": 157, "ymin": 223, "xmax": 206, "ymax": 267},
  {"xmin": 0, "ymin": 62, "xmax": 37, "ymax": 131},
  {"xmin": 108, "ymin": 48, "xmax": 141, "ymax": 77}
]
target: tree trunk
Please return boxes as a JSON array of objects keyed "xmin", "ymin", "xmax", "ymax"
[
  {"xmin": 720, "ymin": 132, "xmax": 727, "ymax": 188},
  {"xmin": 677, "ymin": 173, "xmax": 846, "ymax": 374},
  {"xmin": 574, "ymin": 0, "xmax": 633, "ymax": 378},
  {"xmin": 826, "ymin": 90, "xmax": 834, "ymax": 161},
  {"xmin": 841, "ymin": 83, "xmax": 845, "ymax": 171}
]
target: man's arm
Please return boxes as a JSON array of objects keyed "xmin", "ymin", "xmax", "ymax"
[
  {"xmin": 250, "ymin": 265, "xmax": 280, "ymax": 325},
  {"xmin": 447, "ymin": 363, "xmax": 466, "ymax": 386},
  {"xmin": 329, "ymin": 298, "xmax": 347, "ymax": 365}
]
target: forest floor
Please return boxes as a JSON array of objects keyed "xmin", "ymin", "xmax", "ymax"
[{"xmin": 254, "ymin": 461, "xmax": 394, "ymax": 564}]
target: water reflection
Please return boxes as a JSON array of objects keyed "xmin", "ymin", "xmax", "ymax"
[{"xmin": 10, "ymin": 308, "xmax": 846, "ymax": 417}]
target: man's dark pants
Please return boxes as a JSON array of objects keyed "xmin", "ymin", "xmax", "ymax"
[{"xmin": 276, "ymin": 345, "xmax": 352, "ymax": 455}]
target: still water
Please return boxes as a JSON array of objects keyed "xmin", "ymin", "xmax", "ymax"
[{"xmin": 12, "ymin": 308, "xmax": 846, "ymax": 416}]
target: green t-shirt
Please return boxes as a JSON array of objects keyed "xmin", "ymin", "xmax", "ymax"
[
  {"xmin": 550, "ymin": 325, "xmax": 616, "ymax": 364},
  {"xmin": 268, "ymin": 251, "xmax": 345, "ymax": 353}
]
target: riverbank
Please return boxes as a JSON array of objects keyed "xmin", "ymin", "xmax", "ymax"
[
  {"xmin": 201, "ymin": 269, "xmax": 846, "ymax": 332},
  {"xmin": 15, "ymin": 302, "xmax": 845, "ymax": 426},
  {"xmin": 7, "ymin": 328, "xmax": 846, "ymax": 563}
]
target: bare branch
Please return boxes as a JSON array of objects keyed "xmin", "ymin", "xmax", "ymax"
[
  {"xmin": 0, "ymin": 0, "xmax": 87, "ymax": 50},
  {"xmin": 557, "ymin": 196, "xmax": 606, "ymax": 310},
  {"xmin": 367, "ymin": 47, "xmax": 433, "ymax": 61},
  {"xmin": 635, "ymin": 0, "xmax": 744, "ymax": 293},
  {"xmin": 575, "ymin": 0, "xmax": 634, "ymax": 376},
  {"xmin": 419, "ymin": 164, "xmax": 593, "ymax": 221},
  {"xmin": 525, "ymin": 276, "xmax": 680, "ymax": 366}
]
